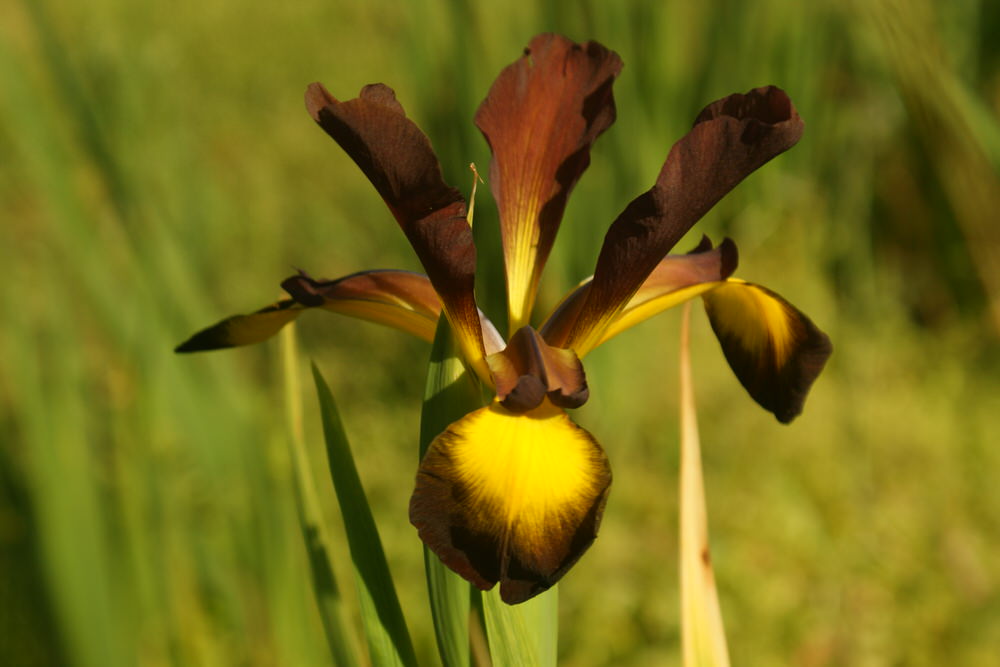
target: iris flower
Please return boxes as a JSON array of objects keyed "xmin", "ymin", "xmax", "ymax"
[{"xmin": 177, "ymin": 34, "xmax": 831, "ymax": 605}]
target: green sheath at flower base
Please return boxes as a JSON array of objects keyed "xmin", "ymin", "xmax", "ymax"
[{"xmin": 176, "ymin": 32, "xmax": 832, "ymax": 606}]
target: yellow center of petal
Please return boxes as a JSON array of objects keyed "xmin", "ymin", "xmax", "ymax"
[{"xmin": 448, "ymin": 400, "xmax": 603, "ymax": 533}]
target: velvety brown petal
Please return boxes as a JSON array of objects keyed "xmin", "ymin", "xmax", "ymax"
[
  {"xmin": 410, "ymin": 401, "xmax": 611, "ymax": 604},
  {"xmin": 486, "ymin": 326, "xmax": 588, "ymax": 412},
  {"xmin": 475, "ymin": 34, "xmax": 622, "ymax": 332},
  {"xmin": 305, "ymin": 82, "xmax": 488, "ymax": 380},
  {"xmin": 174, "ymin": 300, "xmax": 303, "ymax": 352},
  {"xmin": 543, "ymin": 237, "xmax": 738, "ymax": 354},
  {"xmin": 175, "ymin": 269, "xmax": 446, "ymax": 353},
  {"xmin": 564, "ymin": 86, "xmax": 804, "ymax": 354},
  {"xmin": 702, "ymin": 280, "xmax": 832, "ymax": 423}
]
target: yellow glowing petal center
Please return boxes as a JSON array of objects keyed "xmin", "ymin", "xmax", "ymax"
[
  {"xmin": 709, "ymin": 281, "xmax": 793, "ymax": 361},
  {"xmin": 449, "ymin": 400, "xmax": 602, "ymax": 532}
]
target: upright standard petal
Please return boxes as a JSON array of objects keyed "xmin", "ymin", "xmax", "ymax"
[
  {"xmin": 175, "ymin": 269, "xmax": 442, "ymax": 352},
  {"xmin": 702, "ymin": 280, "xmax": 832, "ymax": 423},
  {"xmin": 475, "ymin": 34, "xmax": 622, "ymax": 332},
  {"xmin": 565, "ymin": 87, "xmax": 804, "ymax": 354},
  {"xmin": 542, "ymin": 238, "xmax": 738, "ymax": 353},
  {"xmin": 306, "ymin": 82, "xmax": 489, "ymax": 381},
  {"xmin": 410, "ymin": 400, "xmax": 611, "ymax": 605}
]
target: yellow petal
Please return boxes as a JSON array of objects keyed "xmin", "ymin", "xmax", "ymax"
[{"xmin": 410, "ymin": 400, "xmax": 611, "ymax": 604}]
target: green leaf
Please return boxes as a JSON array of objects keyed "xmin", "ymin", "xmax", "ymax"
[
  {"xmin": 678, "ymin": 304, "xmax": 731, "ymax": 667},
  {"xmin": 281, "ymin": 328, "xmax": 361, "ymax": 666},
  {"xmin": 311, "ymin": 362, "xmax": 418, "ymax": 667},
  {"xmin": 481, "ymin": 589, "xmax": 543, "ymax": 667},
  {"xmin": 419, "ymin": 316, "xmax": 482, "ymax": 667}
]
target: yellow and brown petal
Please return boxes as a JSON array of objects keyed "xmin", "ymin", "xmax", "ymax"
[
  {"xmin": 543, "ymin": 237, "xmax": 739, "ymax": 353},
  {"xmin": 174, "ymin": 269, "xmax": 443, "ymax": 352},
  {"xmin": 305, "ymin": 82, "xmax": 489, "ymax": 381},
  {"xmin": 703, "ymin": 280, "xmax": 832, "ymax": 423},
  {"xmin": 476, "ymin": 34, "xmax": 622, "ymax": 333},
  {"xmin": 409, "ymin": 400, "xmax": 611, "ymax": 604}
]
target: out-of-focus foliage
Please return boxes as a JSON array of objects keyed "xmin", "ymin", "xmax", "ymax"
[{"xmin": 1, "ymin": 0, "xmax": 998, "ymax": 665}]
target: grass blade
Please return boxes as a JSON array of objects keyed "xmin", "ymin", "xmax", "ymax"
[
  {"xmin": 311, "ymin": 362, "xmax": 418, "ymax": 667},
  {"xmin": 419, "ymin": 316, "xmax": 481, "ymax": 667},
  {"xmin": 281, "ymin": 327, "xmax": 362, "ymax": 666},
  {"xmin": 678, "ymin": 304, "xmax": 730, "ymax": 667}
]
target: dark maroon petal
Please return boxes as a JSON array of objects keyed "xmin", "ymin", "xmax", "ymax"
[
  {"xmin": 475, "ymin": 34, "xmax": 622, "ymax": 331},
  {"xmin": 305, "ymin": 83, "xmax": 488, "ymax": 378},
  {"xmin": 565, "ymin": 86, "xmax": 804, "ymax": 353}
]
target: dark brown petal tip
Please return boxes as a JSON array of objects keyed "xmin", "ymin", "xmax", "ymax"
[
  {"xmin": 305, "ymin": 82, "xmax": 487, "ymax": 377},
  {"xmin": 702, "ymin": 281, "xmax": 831, "ymax": 423},
  {"xmin": 410, "ymin": 402, "xmax": 611, "ymax": 604},
  {"xmin": 486, "ymin": 326, "xmax": 589, "ymax": 412},
  {"xmin": 475, "ymin": 34, "xmax": 623, "ymax": 330},
  {"xmin": 174, "ymin": 300, "xmax": 302, "ymax": 352},
  {"xmin": 566, "ymin": 86, "xmax": 804, "ymax": 353}
]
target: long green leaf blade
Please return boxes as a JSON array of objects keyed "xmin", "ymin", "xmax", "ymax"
[
  {"xmin": 419, "ymin": 316, "xmax": 481, "ymax": 667},
  {"xmin": 282, "ymin": 328, "xmax": 361, "ymax": 666},
  {"xmin": 311, "ymin": 363, "xmax": 418, "ymax": 667}
]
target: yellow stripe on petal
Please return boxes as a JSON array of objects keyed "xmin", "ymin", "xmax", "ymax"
[
  {"xmin": 703, "ymin": 279, "xmax": 832, "ymax": 423},
  {"xmin": 598, "ymin": 282, "xmax": 723, "ymax": 347},
  {"xmin": 410, "ymin": 400, "xmax": 611, "ymax": 605},
  {"xmin": 541, "ymin": 239, "xmax": 737, "ymax": 356},
  {"xmin": 320, "ymin": 300, "xmax": 437, "ymax": 342}
]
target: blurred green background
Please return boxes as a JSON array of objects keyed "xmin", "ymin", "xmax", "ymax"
[{"xmin": 2, "ymin": 0, "xmax": 999, "ymax": 664}]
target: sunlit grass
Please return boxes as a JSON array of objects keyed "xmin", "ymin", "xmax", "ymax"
[{"xmin": 1, "ymin": 0, "xmax": 998, "ymax": 665}]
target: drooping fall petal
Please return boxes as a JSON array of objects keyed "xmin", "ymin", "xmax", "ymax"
[
  {"xmin": 702, "ymin": 279, "xmax": 832, "ymax": 423},
  {"xmin": 565, "ymin": 86, "xmax": 804, "ymax": 354},
  {"xmin": 410, "ymin": 400, "xmax": 611, "ymax": 605},
  {"xmin": 475, "ymin": 34, "xmax": 622, "ymax": 333},
  {"xmin": 175, "ymin": 270, "xmax": 443, "ymax": 352},
  {"xmin": 486, "ymin": 326, "xmax": 589, "ymax": 412},
  {"xmin": 542, "ymin": 237, "xmax": 738, "ymax": 354},
  {"xmin": 305, "ymin": 82, "xmax": 489, "ymax": 381}
]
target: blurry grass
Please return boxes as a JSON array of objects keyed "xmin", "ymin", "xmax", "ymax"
[{"xmin": 1, "ymin": 0, "xmax": 998, "ymax": 665}]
